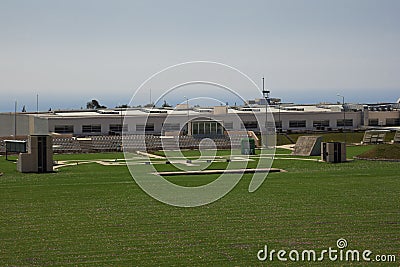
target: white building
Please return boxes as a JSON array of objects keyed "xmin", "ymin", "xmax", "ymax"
[{"xmin": 0, "ymin": 103, "xmax": 399, "ymax": 137}]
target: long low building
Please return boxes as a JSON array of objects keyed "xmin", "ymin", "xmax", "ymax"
[{"xmin": 0, "ymin": 103, "xmax": 399, "ymax": 137}]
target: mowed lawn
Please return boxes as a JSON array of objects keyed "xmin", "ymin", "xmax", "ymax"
[{"xmin": 0, "ymin": 147, "xmax": 399, "ymax": 266}]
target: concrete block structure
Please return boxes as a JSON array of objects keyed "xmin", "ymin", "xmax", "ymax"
[
  {"xmin": 321, "ymin": 142, "xmax": 346, "ymax": 163},
  {"xmin": 17, "ymin": 135, "xmax": 53, "ymax": 173},
  {"xmin": 292, "ymin": 136, "xmax": 322, "ymax": 156}
]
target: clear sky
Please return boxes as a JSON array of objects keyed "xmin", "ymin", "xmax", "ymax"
[{"xmin": 0, "ymin": 0, "xmax": 399, "ymax": 112}]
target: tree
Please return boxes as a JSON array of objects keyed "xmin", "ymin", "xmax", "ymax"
[
  {"xmin": 144, "ymin": 103, "xmax": 155, "ymax": 108},
  {"xmin": 86, "ymin": 99, "xmax": 106, "ymax": 109}
]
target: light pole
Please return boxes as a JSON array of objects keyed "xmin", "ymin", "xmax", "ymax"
[
  {"xmin": 184, "ymin": 96, "xmax": 189, "ymax": 135},
  {"xmin": 120, "ymin": 106, "xmax": 123, "ymax": 134},
  {"xmin": 262, "ymin": 77, "xmax": 270, "ymax": 147},
  {"xmin": 278, "ymin": 102, "xmax": 281, "ymax": 132},
  {"xmin": 14, "ymin": 101, "xmax": 17, "ymax": 139},
  {"xmin": 337, "ymin": 94, "xmax": 346, "ymax": 145}
]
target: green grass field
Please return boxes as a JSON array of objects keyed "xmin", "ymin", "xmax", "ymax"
[{"xmin": 0, "ymin": 146, "xmax": 399, "ymax": 266}]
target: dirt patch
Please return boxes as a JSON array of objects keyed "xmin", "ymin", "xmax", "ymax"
[{"xmin": 356, "ymin": 144, "xmax": 400, "ymax": 161}]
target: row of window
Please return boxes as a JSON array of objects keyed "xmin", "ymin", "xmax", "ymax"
[
  {"xmin": 55, "ymin": 124, "xmax": 127, "ymax": 134},
  {"xmin": 313, "ymin": 120, "xmax": 330, "ymax": 127},
  {"xmin": 55, "ymin": 123, "xmax": 180, "ymax": 134},
  {"xmin": 278, "ymin": 119, "xmax": 354, "ymax": 128},
  {"xmin": 242, "ymin": 119, "xmax": 354, "ymax": 129},
  {"xmin": 55, "ymin": 122, "xmax": 230, "ymax": 134},
  {"xmin": 368, "ymin": 118, "xmax": 400, "ymax": 126},
  {"xmin": 191, "ymin": 121, "xmax": 224, "ymax": 135},
  {"xmin": 82, "ymin": 125, "xmax": 101, "ymax": 133},
  {"xmin": 55, "ymin": 119, "xmax": 358, "ymax": 134},
  {"xmin": 288, "ymin": 120, "xmax": 306, "ymax": 128}
]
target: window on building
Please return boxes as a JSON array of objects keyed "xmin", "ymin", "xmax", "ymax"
[
  {"xmin": 205, "ymin": 122, "xmax": 210, "ymax": 133},
  {"xmin": 109, "ymin": 124, "xmax": 128, "ymax": 132},
  {"xmin": 386, "ymin": 118, "xmax": 400, "ymax": 126},
  {"xmin": 54, "ymin": 125, "xmax": 74, "ymax": 134},
  {"xmin": 224, "ymin": 122, "xmax": 233, "ymax": 130},
  {"xmin": 210, "ymin": 122, "xmax": 216, "ymax": 133},
  {"xmin": 217, "ymin": 124, "xmax": 223, "ymax": 135},
  {"xmin": 336, "ymin": 119, "xmax": 353, "ymax": 127},
  {"xmin": 275, "ymin": 121, "xmax": 282, "ymax": 129},
  {"xmin": 191, "ymin": 121, "xmax": 224, "ymax": 135},
  {"xmin": 313, "ymin": 120, "xmax": 329, "ymax": 127},
  {"xmin": 136, "ymin": 123, "xmax": 155, "ymax": 132},
  {"xmin": 242, "ymin": 121, "xmax": 258, "ymax": 129},
  {"xmin": 198, "ymin": 122, "xmax": 204, "ymax": 135},
  {"xmin": 289, "ymin": 120, "xmax": 306, "ymax": 128},
  {"xmin": 368, "ymin": 119, "xmax": 379, "ymax": 126},
  {"xmin": 82, "ymin": 124, "xmax": 101, "ymax": 133},
  {"xmin": 192, "ymin": 122, "xmax": 199, "ymax": 135},
  {"xmin": 162, "ymin": 123, "xmax": 180, "ymax": 131}
]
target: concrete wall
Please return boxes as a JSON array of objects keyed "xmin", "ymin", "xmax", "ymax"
[
  {"xmin": 29, "ymin": 116, "xmax": 49, "ymax": 135},
  {"xmin": 0, "ymin": 114, "xmax": 49, "ymax": 137},
  {"xmin": 48, "ymin": 114, "xmax": 169, "ymax": 135},
  {"xmin": 366, "ymin": 111, "xmax": 400, "ymax": 126},
  {"xmin": 48, "ymin": 116, "xmax": 125, "ymax": 135},
  {"xmin": 273, "ymin": 111, "xmax": 361, "ymax": 131},
  {"xmin": 1, "ymin": 109, "xmax": 395, "ymax": 138},
  {"xmin": 213, "ymin": 106, "xmax": 228, "ymax": 115},
  {"xmin": 0, "ymin": 113, "xmax": 30, "ymax": 137}
]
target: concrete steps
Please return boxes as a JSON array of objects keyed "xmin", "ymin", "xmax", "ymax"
[{"xmin": 77, "ymin": 138, "xmax": 94, "ymax": 153}]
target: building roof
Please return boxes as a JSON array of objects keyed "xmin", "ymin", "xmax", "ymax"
[{"xmin": 12, "ymin": 104, "xmax": 349, "ymax": 119}]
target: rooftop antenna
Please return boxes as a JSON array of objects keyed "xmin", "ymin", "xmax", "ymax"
[{"xmin": 262, "ymin": 77, "xmax": 270, "ymax": 103}]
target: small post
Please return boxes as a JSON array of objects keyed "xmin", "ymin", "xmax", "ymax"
[
  {"xmin": 14, "ymin": 101, "xmax": 17, "ymax": 140},
  {"xmin": 278, "ymin": 102, "xmax": 281, "ymax": 132},
  {"xmin": 184, "ymin": 96, "xmax": 189, "ymax": 135},
  {"xmin": 262, "ymin": 77, "xmax": 270, "ymax": 147},
  {"xmin": 120, "ymin": 106, "xmax": 123, "ymax": 134},
  {"xmin": 337, "ymin": 94, "xmax": 346, "ymax": 145},
  {"xmin": 149, "ymin": 88, "xmax": 152, "ymax": 107}
]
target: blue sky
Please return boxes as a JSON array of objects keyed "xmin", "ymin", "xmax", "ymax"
[{"xmin": 0, "ymin": 0, "xmax": 399, "ymax": 112}]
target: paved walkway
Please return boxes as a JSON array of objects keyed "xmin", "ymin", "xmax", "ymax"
[
  {"xmin": 276, "ymin": 144, "xmax": 296, "ymax": 151},
  {"xmin": 136, "ymin": 151, "xmax": 165, "ymax": 159},
  {"xmin": 53, "ymin": 149, "xmax": 321, "ymax": 170},
  {"xmin": 156, "ymin": 168, "xmax": 285, "ymax": 176}
]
